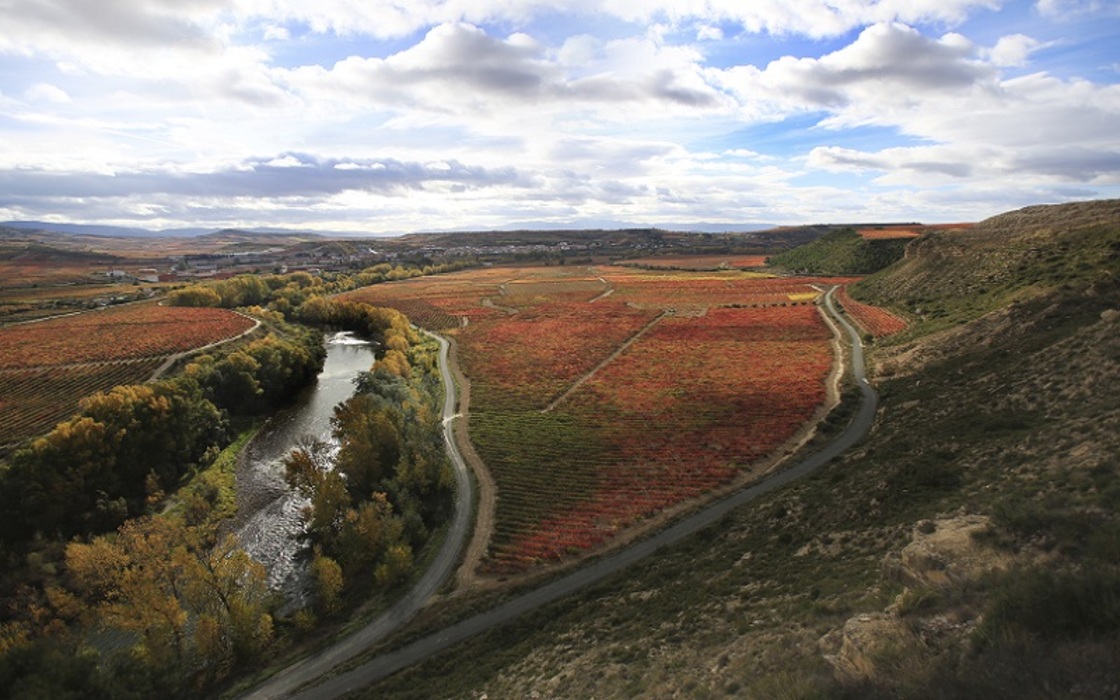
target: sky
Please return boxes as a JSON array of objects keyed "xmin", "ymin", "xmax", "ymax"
[{"xmin": 1, "ymin": 1, "xmax": 1118, "ymax": 235}]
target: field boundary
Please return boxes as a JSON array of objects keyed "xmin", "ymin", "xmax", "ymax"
[
  {"xmin": 540, "ymin": 311, "xmax": 666, "ymax": 414},
  {"xmin": 147, "ymin": 310, "xmax": 262, "ymax": 381}
]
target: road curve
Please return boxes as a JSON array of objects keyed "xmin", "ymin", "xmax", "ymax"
[
  {"xmin": 241, "ymin": 332, "xmax": 473, "ymax": 700},
  {"xmin": 287, "ymin": 286, "xmax": 879, "ymax": 699}
]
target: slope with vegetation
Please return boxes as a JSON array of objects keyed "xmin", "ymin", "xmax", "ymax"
[
  {"xmin": 769, "ymin": 226, "xmax": 909, "ymax": 275},
  {"xmin": 359, "ymin": 200, "xmax": 1120, "ymax": 699}
]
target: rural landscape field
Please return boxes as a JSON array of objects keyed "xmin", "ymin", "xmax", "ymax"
[
  {"xmin": 1, "ymin": 200, "xmax": 1119, "ymax": 700},
  {"xmin": 345, "ymin": 266, "xmax": 858, "ymax": 575},
  {"xmin": 2, "ymin": 0, "xmax": 1119, "ymax": 696}
]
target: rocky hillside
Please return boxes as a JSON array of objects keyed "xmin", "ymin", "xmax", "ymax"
[{"xmin": 361, "ymin": 200, "xmax": 1120, "ymax": 700}]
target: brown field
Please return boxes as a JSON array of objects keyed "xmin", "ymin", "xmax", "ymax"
[{"xmin": 858, "ymin": 223, "xmax": 974, "ymax": 240}]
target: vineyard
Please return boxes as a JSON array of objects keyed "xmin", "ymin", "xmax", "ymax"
[
  {"xmin": 0, "ymin": 303, "xmax": 256, "ymax": 446},
  {"xmin": 835, "ymin": 285, "xmax": 908, "ymax": 336},
  {"xmin": 618, "ymin": 254, "xmax": 770, "ymax": 270},
  {"xmin": 349, "ymin": 265, "xmax": 850, "ymax": 574}
]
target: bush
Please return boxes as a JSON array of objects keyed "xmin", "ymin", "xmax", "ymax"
[{"xmin": 978, "ymin": 567, "xmax": 1120, "ymax": 646}]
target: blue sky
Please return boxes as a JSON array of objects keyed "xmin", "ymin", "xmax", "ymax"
[{"xmin": 0, "ymin": 1, "xmax": 1117, "ymax": 234}]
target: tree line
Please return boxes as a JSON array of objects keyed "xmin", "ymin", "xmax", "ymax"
[
  {"xmin": 0, "ymin": 316, "xmax": 325, "ymax": 545},
  {"xmin": 0, "ymin": 292, "xmax": 456, "ymax": 696},
  {"xmin": 0, "ymin": 314, "xmax": 325, "ymax": 696},
  {"xmin": 166, "ymin": 261, "xmax": 474, "ymax": 316},
  {"xmin": 287, "ymin": 298, "xmax": 453, "ymax": 614}
]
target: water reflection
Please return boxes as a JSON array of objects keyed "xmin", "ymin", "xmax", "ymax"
[{"xmin": 234, "ymin": 332, "xmax": 375, "ymax": 611}]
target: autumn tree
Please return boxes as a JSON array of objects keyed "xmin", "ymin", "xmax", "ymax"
[
  {"xmin": 167, "ymin": 285, "xmax": 221, "ymax": 307},
  {"xmin": 65, "ymin": 516, "xmax": 273, "ymax": 682},
  {"xmin": 1, "ymin": 381, "xmax": 226, "ymax": 542},
  {"xmin": 310, "ymin": 549, "xmax": 343, "ymax": 615}
]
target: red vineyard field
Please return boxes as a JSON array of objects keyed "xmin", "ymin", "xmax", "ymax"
[
  {"xmin": 0, "ymin": 303, "xmax": 255, "ymax": 445},
  {"xmin": 340, "ymin": 266, "xmax": 844, "ymax": 574},
  {"xmin": 602, "ymin": 268, "xmax": 858, "ymax": 309},
  {"xmin": 482, "ymin": 304, "xmax": 834, "ymax": 572},
  {"xmin": 619, "ymin": 254, "xmax": 770, "ymax": 270},
  {"xmin": 0, "ymin": 360, "xmax": 165, "ymax": 446},
  {"xmin": 835, "ymin": 286, "xmax": 907, "ymax": 336},
  {"xmin": 0, "ymin": 303, "xmax": 255, "ymax": 370}
]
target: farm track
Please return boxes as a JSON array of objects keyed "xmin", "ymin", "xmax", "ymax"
[
  {"xmin": 447, "ymin": 335, "xmax": 497, "ymax": 592},
  {"xmin": 275, "ymin": 286, "xmax": 878, "ymax": 699},
  {"xmin": 0, "ymin": 309, "xmax": 260, "ymax": 449},
  {"xmin": 240, "ymin": 332, "xmax": 474, "ymax": 700},
  {"xmin": 540, "ymin": 311, "xmax": 666, "ymax": 414},
  {"xmin": 147, "ymin": 310, "xmax": 262, "ymax": 381}
]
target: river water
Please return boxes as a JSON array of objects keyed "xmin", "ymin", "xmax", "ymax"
[{"xmin": 234, "ymin": 332, "xmax": 376, "ymax": 611}]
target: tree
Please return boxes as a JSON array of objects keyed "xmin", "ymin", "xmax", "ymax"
[
  {"xmin": 310, "ymin": 550, "xmax": 343, "ymax": 614},
  {"xmin": 65, "ymin": 517, "xmax": 273, "ymax": 680},
  {"xmin": 66, "ymin": 517, "xmax": 193, "ymax": 669},
  {"xmin": 332, "ymin": 395, "xmax": 402, "ymax": 501},
  {"xmin": 374, "ymin": 544, "xmax": 413, "ymax": 588},
  {"xmin": 167, "ymin": 286, "xmax": 221, "ymax": 307}
]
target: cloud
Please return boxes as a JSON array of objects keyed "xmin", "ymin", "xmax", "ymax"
[
  {"xmin": 1034, "ymin": 0, "xmax": 1113, "ymax": 19},
  {"xmin": 711, "ymin": 22, "xmax": 1120, "ymax": 185},
  {"xmin": 217, "ymin": 1, "xmax": 1004, "ymax": 42},
  {"xmin": 721, "ymin": 23, "xmax": 991, "ymax": 113},
  {"xmin": 23, "ymin": 83, "xmax": 71, "ymax": 104},
  {"xmin": 0, "ymin": 0, "xmax": 218, "ymax": 52},
  {"xmin": 282, "ymin": 23, "xmax": 724, "ymax": 116},
  {"xmin": 0, "ymin": 1, "xmax": 1116, "ymax": 232},
  {"xmin": 987, "ymin": 34, "xmax": 1044, "ymax": 67},
  {"xmin": 0, "ymin": 153, "xmax": 526, "ymax": 201}
]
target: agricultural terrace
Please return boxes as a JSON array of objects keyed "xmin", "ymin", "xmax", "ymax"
[
  {"xmin": 349, "ymin": 266, "xmax": 860, "ymax": 574},
  {"xmin": 857, "ymin": 222, "xmax": 975, "ymax": 240},
  {"xmin": 0, "ymin": 303, "xmax": 255, "ymax": 446},
  {"xmin": 836, "ymin": 286, "xmax": 908, "ymax": 337}
]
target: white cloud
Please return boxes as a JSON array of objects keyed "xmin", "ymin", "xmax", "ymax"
[
  {"xmin": 24, "ymin": 83, "xmax": 71, "ymax": 104},
  {"xmin": 0, "ymin": 1, "xmax": 1116, "ymax": 232},
  {"xmin": 281, "ymin": 22, "xmax": 726, "ymax": 119},
  {"xmin": 1035, "ymin": 0, "xmax": 1111, "ymax": 19},
  {"xmin": 708, "ymin": 21, "xmax": 1120, "ymax": 186},
  {"xmin": 744, "ymin": 23, "xmax": 990, "ymax": 110},
  {"xmin": 696, "ymin": 24, "xmax": 724, "ymax": 41},
  {"xmin": 988, "ymin": 34, "xmax": 1044, "ymax": 67}
]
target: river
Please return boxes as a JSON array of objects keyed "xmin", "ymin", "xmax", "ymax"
[{"xmin": 233, "ymin": 331, "xmax": 376, "ymax": 611}]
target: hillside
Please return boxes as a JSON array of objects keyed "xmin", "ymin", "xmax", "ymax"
[
  {"xmin": 853, "ymin": 198, "xmax": 1120, "ymax": 335},
  {"xmin": 769, "ymin": 226, "xmax": 909, "ymax": 275},
  {"xmin": 360, "ymin": 200, "xmax": 1120, "ymax": 699}
]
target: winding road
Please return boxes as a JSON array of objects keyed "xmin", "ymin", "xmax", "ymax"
[
  {"xmin": 257, "ymin": 286, "xmax": 879, "ymax": 699},
  {"xmin": 242, "ymin": 333, "xmax": 472, "ymax": 700}
]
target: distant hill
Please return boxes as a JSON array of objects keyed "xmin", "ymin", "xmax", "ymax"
[
  {"xmin": 1, "ymin": 221, "xmax": 210, "ymax": 238},
  {"xmin": 0, "ymin": 240, "xmax": 118, "ymax": 265},
  {"xmin": 767, "ymin": 226, "xmax": 909, "ymax": 274}
]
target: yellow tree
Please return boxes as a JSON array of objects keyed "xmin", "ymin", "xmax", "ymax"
[
  {"xmin": 66, "ymin": 516, "xmax": 274, "ymax": 678},
  {"xmin": 67, "ymin": 516, "xmax": 192, "ymax": 668}
]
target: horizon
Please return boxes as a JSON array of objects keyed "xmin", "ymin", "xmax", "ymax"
[{"xmin": 2, "ymin": 2, "xmax": 1118, "ymax": 233}]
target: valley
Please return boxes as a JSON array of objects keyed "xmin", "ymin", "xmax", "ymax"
[{"xmin": 1, "ymin": 200, "xmax": 1118, "ymax": 699}]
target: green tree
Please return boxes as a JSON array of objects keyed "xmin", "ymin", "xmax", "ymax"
[
  {"xmin": 332, "ymin": 395, "xmax": 402, "ymax": 501},
  {"xmin": 167, "ymin": 286, "xmax": 221, "ymax": 307},
  {"xmin": 3, "ymin": 381, "xmax": 226, "ymax": 541}
]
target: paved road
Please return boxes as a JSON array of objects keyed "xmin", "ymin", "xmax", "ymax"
[
  {"xmin": 286, "ymin": 286, "xmax": 879, "ymax": 699},
  {"xmin": 242, "ymin": 332, "xmax": 472, "ymax": 700}
]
